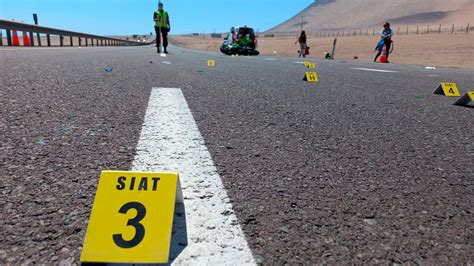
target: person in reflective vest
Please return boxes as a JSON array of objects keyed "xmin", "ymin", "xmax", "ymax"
[{"xmin": 154, "ymin": 2, "xmax": 171, "ymax": 53}]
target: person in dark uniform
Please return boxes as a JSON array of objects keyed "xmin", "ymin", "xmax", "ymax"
[{"xmin": 154, "ymin": 2, "xmax": 171, "ymax": 53}]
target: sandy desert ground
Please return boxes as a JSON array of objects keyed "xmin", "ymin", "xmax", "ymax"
[{"xmin": 171, "ymin": 33, "xmax": 474, "ymax": 69}]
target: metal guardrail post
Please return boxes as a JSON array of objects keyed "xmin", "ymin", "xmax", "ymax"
[
  {"xmin": 36, "ymin": 32, "xmax": 41, "ymax": 46},
  {"xmin": 6, "ymin": 30, "xmax": 12, "ymax": 46},
  {"xmin": 47, "ymin": 33, "xmax": 51, "ymax": 46},
  {"xmin": 29, "ymin": 32, "xmax": 34, "ymax": 46}
]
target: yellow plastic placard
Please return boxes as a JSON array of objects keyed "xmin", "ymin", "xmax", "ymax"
[
  {"xmin": 303, "ymin": 61, "xmax": 310, "ymax": 67},
  {"xmin": 467, "ymin": 91, "xmax": 474, "ymax": 101},
  {"xmin": 434, "ymin": 83, "xmax": 460, "ymax": 97},
  {"xmin": 208, "ymin": 60, "xmax": 215, "ymax": 67},
  {"xmin": 306, "ymin": 63, "xmax": 315, "ymax": 69},
  {"xmin": 81, "ymin": 171, "xmax": 180, "ymax": 264},
  {"xmin": 454, "ymin": 91, "xmax": 474, "ymax": 107},
  {"xmin": 304, "ymin": 72, "xmax": 318, "ymax": 82}
]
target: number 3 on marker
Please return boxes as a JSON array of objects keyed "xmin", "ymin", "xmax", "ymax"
[{"xmin": 113, "ymin": 202, "xmax": 146, "ymax": 248}]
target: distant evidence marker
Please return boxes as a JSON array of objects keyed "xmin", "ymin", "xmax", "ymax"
[
  {"xmin": 303, "ymin": 72, "xmax": 319, "ymax": 83},
  {"xmin": 433, "ymin": 82, "xmax": 460, "ymax": 97},
  {"xmin": 454, "ymin": 91, "xmax": 474, "ymax": 107},
  {"xmin": 208, "ymin": 60, "xmax": 215, "ymax": 67},
  {"xmin": 80, "ymin": 170, "xmax": 183, "ymax": 264}
]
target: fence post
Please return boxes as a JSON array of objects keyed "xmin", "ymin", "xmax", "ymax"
[
  {"xmin": 406, "ymin": 27, "xmax": 409, "ymax": 35},
  {"xmin": 416, "ymin": 26, "xmax": 419, "ymax": 34},
  {"xmin": 47, "ymin": 33, "xmax": 51, "ymax": 46},
  {"xmin": 427, "ymin": 25, "xmax": 430, "ymax": 34},
  {"xmin": 60, "ymin": 35, "xmax": 63, "ymax": 46},
  {"xmin": 467, "ymin": 24, "xmax": 470, "ymax": 34},
  {"xmin": 70, "ymin": 36, "xmax": 73, "ymax": 46},
  {"xmin": 78, "ymin": 37, "xmax": 81, "ymax": 47},
  {"xmin": 451, "ymin": 24, "xmax": 454, "ymax": 34},
  {"xmin": 397, "ymin": 27, "xmax": 400, "ymax": 35}
]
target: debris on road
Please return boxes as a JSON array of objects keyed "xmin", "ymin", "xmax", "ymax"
[{"xmin": 104, "ymin": 67, "xmax": 113, "ymax": 72}]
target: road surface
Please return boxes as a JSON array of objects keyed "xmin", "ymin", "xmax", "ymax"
[{"xmin": 1, "ymin": 45, "xmax": 473, "ymax": 264}]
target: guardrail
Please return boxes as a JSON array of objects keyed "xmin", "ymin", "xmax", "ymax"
[{"xmin": 0, "ymin": 19, "xmax": 148, "ymax": 47}]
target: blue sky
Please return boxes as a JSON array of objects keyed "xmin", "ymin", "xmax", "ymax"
[{"xmin": 0, "ymin": 0, "xmax": 313, "ymax": 35}]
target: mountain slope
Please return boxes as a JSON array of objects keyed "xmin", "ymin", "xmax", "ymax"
[{"xmin": 267, "ymin": 0, "xmax": 474, "ymax": 33}]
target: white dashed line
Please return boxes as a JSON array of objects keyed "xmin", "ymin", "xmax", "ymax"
[
  {"xmin": 264, "ymin": 58, "xmax": 277, "ymax": 61},
  {"xmin": 352, "ymin": 67, "xmax": 398, "ymax": 73},
  {"xmin": 132, "ymin": 88, "xmax": 255, "ymax": 265}
]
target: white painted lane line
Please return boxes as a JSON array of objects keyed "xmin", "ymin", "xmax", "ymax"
[
  {"xmin": 352, "ymin": 67, "xmax": 398, "ymax": 73},
  {"xmin": 292, "ymin": 61, "xmax": 305, "ymax": 64},
  {"xmin": 264, "ymin": 58, "xmax": 277, "ymax": 61},
  {"xmin": 162, "ymin": 61, "xmax": 172, "ymax": 65},
  {"xmin": 132, "ymin": 88, "xmax": 255, "ymax": 265}
]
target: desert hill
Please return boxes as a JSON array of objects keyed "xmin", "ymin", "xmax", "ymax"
[{"xmin": 267, "ymin": 0, "xmax": 474, "ymax": 33}]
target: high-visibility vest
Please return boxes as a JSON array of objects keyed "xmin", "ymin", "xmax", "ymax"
[{"xmin": 154, "ymin": 10, "xmax": 169, "ymax": 28}]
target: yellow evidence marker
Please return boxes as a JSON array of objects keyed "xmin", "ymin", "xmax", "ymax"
[
  {"xmin": 305, "ymin": 62, "xmax": 316, "ymax": 69},
  {"xmin": 303, "ymin": 72, "xmax": 319, "ymax": 82},
  {"xmin": 81, "ymin": 170, "xmax": 182, "ymax": 264},
  {"xmin": 454, "ymin": 91, "xmax": 474, "ymax": 107},
  {"xmin": 433, "ymin": 82, "xmax": 460, "ymax": 97},
  {"xmin": 208, "ymin": 60, "xmax": 215, "ymax": 67}
]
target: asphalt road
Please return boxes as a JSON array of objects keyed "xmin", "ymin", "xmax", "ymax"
[{"xmin": 1, "ymin": 44, "xmax": 473, "ymax": 264}]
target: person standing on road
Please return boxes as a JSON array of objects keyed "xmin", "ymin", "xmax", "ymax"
[
  {"xmin": 154, "ymin": 2, "xmax": 171, "ymax": 54},
  {"xmin": 374, "ymin": 22, "xmax": 393, "ymax": 62},
  {"xmin": 295, "ymin": 30, "xmax": 307, "ymax": 58}
]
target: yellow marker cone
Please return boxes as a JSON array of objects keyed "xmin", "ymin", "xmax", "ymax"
[
  {"xmin": 433, "ymin": 83, "xmax": 460, "ymax": 97},
  {"xmin": 303, "ymin": 72, "xmax": 318, "ymax": 82},
  {"xmin": 81, "ymin": 170, "xmax": 182, "ymax": 264},
  {"xmin": 454, "ymin": 91, "xmax": 474, "ymax": 107}
]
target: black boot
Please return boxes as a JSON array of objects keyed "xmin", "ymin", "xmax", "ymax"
[
  {"xmin": 164, "ymin": 47, "xmax": 168, "ymax": 54},
  {"xmin": 157, "ymin": 47, "xmax": 161, "ymax": 53}
]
